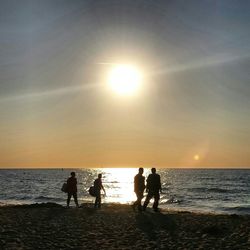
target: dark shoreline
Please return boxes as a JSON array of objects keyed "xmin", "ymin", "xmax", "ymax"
[{"xmin": 1, "ymin": 201, "xmax": 250, "ymax": 216}]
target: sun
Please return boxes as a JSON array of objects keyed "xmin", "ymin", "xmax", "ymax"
[
  {"xmin": 194, "ymin": 154, "xmax": 200, "ymax": 161},
  {"xmin": 107, "ymin": 64, "xmax": 142, "ymax": 96}
]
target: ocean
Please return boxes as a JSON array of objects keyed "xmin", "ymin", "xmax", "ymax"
[{"xmin": 0, "ymin": 168, "xmax": 249, "ymax": 214}]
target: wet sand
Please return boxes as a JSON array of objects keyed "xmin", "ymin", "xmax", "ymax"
[{"xmin": 0, "ymin": 203, "xmax": 249, "ymax": 249}]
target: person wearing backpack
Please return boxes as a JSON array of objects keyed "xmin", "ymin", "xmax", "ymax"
[
  {"xmin": 66, "ymin": 172, "xmax": 79, "ymax": 208},
  {"xmin": 94, "ymin": 173, "xmax": 106, "ymax": 208}
]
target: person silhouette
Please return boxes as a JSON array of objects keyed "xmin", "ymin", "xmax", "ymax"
[
  {"xmin": 66, "ymin": 172, "xmax": 79, "ymax": 208},
  {"xmin": 132, "ymin": 168, "xmax": 145, "ymax": 211},
  {"xmin": 94, "ymin": 174, "xmax": 106, "ymax": 208},
  {"xmin": 143, "ymin": 168, "xmax": 162, "ymax": 212}
]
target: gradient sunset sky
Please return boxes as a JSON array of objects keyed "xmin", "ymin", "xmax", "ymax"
[{"xmin": 1, "ymin": 0, "xmax": 250, "ymax": 168}]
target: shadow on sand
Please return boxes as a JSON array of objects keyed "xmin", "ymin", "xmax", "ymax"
[{"xmin": 135, "ymin": 210, "xmax": 176, "ymax": 240}]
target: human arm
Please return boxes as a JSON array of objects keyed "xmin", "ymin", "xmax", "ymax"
[
  {"xmin": 101, "ymin": 183, "xmax": 106, "ymax": 195},
  {"xmin": 145, "ymin": 175, "xmax": 150, "ymax": 192}
]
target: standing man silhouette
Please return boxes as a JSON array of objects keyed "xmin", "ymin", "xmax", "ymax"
[
  {"xmin": 66, "ymin": 172, "xmax": 79, "ymax": 208},
  {"xmin": 143, "ymin": 168, "xmax": 162, "ymax": 212},
  {"xmin": 132, "ymin": 168, "xmax": 145, "ymax": 211},
  {"xmin": 94, "ymin": 174, "xmax": 106, "ymax": 208}
]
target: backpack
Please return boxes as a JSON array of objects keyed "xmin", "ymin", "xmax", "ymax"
[
  {"xmin": 61, "ymin": 183, "xmax": 68, "ymax": 193},
  {"xmin": 88, "ymin": 186, "xmax": 96, "ymax": 197}
]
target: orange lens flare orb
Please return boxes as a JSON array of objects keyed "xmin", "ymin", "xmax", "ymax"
[{"xmin": 194, "ymin": 154, "xmax": 200, "ymax": 161}]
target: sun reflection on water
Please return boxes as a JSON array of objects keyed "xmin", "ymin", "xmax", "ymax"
[{"xmin": 98, "ymin": 168, "xmax": 150, "ymax": 204}]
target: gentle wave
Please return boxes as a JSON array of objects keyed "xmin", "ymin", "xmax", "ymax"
[
  {"xmin": 189, "ymin": 187, "xmax": 235, "ymax": 193},
  {"xmin": 221, "ymin": 206, "xmax": 250, "ymax": 214}
]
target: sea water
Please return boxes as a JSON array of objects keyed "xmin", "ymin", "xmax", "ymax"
[{"xmin": 0, "ymin": 168, "xmax": 249, "ymax": 214}]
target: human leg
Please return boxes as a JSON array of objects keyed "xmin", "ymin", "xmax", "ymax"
[
  {"xmin": 132, "ymin": 195, "xmax": 138, "ymax": 210},
  {"xmin": 73, "ymin": 193, "xmax": 79, "ymax": 207},
  {"xmin": 137, "ymin": 192, "xmax": 143, "ymax": 211},
  {"xmin": 67, "ymin": 193, "xmax": 72, "ymax": 207},
  {"xmin": 133, "ymin": 192, "xmax": 143, "ymax": 211},
  {"xmin": 94, "ymin": 192, "xmax": 101, "ymax": 208},
  {"xmin": 153, "ymin": 192, "xmax": 160, "ymax": 211},
  {"xmin": 143, "ymin": 192, "xmax": 153, "ymax": 210}
]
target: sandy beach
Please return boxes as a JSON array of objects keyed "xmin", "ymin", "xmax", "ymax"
[{"xmin": 0, "ymin": 203, "xmax": 249, "ymax": 250}]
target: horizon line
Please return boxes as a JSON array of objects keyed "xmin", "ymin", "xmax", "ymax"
[{"xmin": 0, "ymin": 167, "xmax": 249, "ymax": 170}]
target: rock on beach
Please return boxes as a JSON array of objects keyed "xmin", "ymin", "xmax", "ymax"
[{"xmin": 0, "ymin": 203, "xmax": 249, "ymax": 249}]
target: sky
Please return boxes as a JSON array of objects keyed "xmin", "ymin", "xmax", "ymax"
[{"xmin": 0, "ymin": 0, "xmax": 250, "ymax": 168}]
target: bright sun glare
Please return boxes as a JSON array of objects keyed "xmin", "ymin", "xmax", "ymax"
[{"xmin": 108, "ymin": 64, "xmax": 142, "ymax": 96}]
